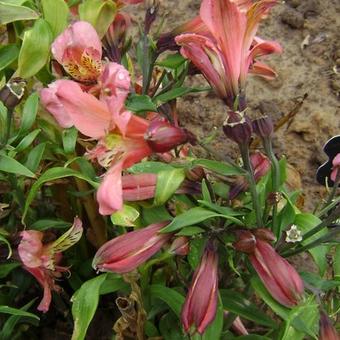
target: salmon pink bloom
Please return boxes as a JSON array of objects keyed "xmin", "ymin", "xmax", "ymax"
[
  {"xmin": 92, "ymin": 222, "xmax": 172, "ymax": 273},
  {"xmin": 175, "ymin": 0, "xmax": 282, "ymax": 108},
  {"xmin": 18, "ymin": 218, "xmax": 83, "ymax": 312},
  {"xmin": 181, "ymin": 243, "xmax": 218, "ymax": 334},
  {"xmin": 52, "ymin": 21, "xmax": 102, "ymax": 83}
]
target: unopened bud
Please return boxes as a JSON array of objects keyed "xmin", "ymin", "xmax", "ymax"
[
  {"xmin": 144, "ymin": 0, "xmax": 159, "ymax": 34},
  {"xmin": 252, "ymin": 115, "xmax": 274, "ymax": 138},
  {"xmin": 319, "ymin": 311, "xmax": 339, "ymax": 340},
  {"xmin": 223, "ymin": 111, "xmax": 252, "ymax": 145},
  {"xmin": 267, "ymin": 192, "xmax": 282, "ymax": 205},
  {"xmin": 253, "ymin": 228, "xmax": 276, "ymax": 242},
  {"xmin": 0, "ymin": 78, "xmax": 26, "ymax": 110},
  {"xmin": 169, "ymin": 236, "xmax": 190, "ymax": 256},
  {"xmin": 233, "ymin": 230, "xmax": 256, "ymax": 253},
  {"xmin": 185, "ymin": 166, "xmax": 205, "ymax": 181},
  {"xmin": 144, "ymin": 120, "xmax": 189, "ymax": 153}
]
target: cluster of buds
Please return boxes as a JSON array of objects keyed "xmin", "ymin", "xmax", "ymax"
[{"xmin": 234, "ymin": 229, "xmax": 304, "ymax": 307}]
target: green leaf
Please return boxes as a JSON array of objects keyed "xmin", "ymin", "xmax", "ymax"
[
  {"xmin": 78, "ymin": 0, "xmax": 116, "ymax": 38},
  {"xmin": 129, "ymin": 161, "xmax": 174, "ymax": 174},
  {"xmin": 0, "ymin": 44, "xmax": 19, "ymax": 71},
  {"xmin": 30, "ymin": 219, "xmax": 72, "ymax": 231},
  {"xmin": 62, "ymin": 127, "xmax": 78, "ymax": 154},
  {"xmin": 0, "ymin": 262, "xmax": 20, "ymax": 278},
  {"xmin": 188, "ymin": 238, "xmax": 205, "ymax": 269},
  {"xmin": 111, "ymin": 204, "xmax": 140, "ymax": 227},
  {"xmin": 148, "ymin": 285, "xmax": 185, "ymax": 317},
  {"xmin": 0, "ymin": 2, "xmax": 39, "ymax": 24},
  {"xmin": 156, "ymin": 53, "xmax": 186, "ymax": 69},
  {"xmin": 98, "ymin": 273, "xmax": 128, "ymax": 295},
  {"xmin": 300, "ymin": 271, "xmax": 340, "ymax": 291},
  {"xmin": 17, "ymin": 19, "xmax": 53, "ymax": 78},
  {"xmin": 220, "ymin": 289, "xmax": 278, "ymax": 328},
  {"xmin": 71, "ymin": 274, "xmax": 107, "ymax": 340},
  {"xmin": 24, "ymin": 142, "xmax": 46, "ymax": 172},
  {"xmin": 125, "ymin": 94, "xmax": 157, "ymax": 113},
  {"xmin": 154, "ymin": 86, "xmax": 207, "ymax": 104},
  {"xmin": 277, "ymin": 195, "xmax": 296, "ymax": 236},
  {"xmin": 41, "ymin": 0, "xmax": 69, "ymax": 38},
  {"xmin": 0, "ymin": 306, "xmax": 39, "ymax": 321},
  {"xmin": 154, "ymin": 168, "xmax": 185, "ymax": 206},
  {"xmin": 18, "ymin": 92, "xmax": 39, "ymax": 135},
  {"xmin": 15, "ymin": 128, "xmax": 40, "ymax": 152},
  {"xmin": 176, "ymin": 226, "xmax": 205, "ymax": 236},
  {"xmin": 193, "ymin": 159, "xmax": 245, "ymax": 176},
  {"xmin": 201, "ymin": 179, "xmax": 212, "ymax": 203},
  {"xmin": 198, "ymin": 200, "xmax": 244, "ymax": 216},
  {"xmin": 160, "ymin": 207, "xmax": 244, "ymax": 233},
  {"xmin": 0, "ymin": 235, "xmax": 12, "ymax": 259},
  {"xmin": 0, "ymin": 154, "xmax": 35, "ymax": 177},
  {"xmin": 22, "ymin": 167, "xmax": 99, "ymax": 222},
  {"xmin": 294, "ymin": 213, "xmax": 328, "ymax": 275}
]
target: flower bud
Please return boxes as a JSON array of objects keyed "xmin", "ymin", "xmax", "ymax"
[
  {"xmin": 252, "ymin": 228, "xmax": 276, "ymax": 242},
  {"xmin": 144, "ymin": 120, "xmax": 189, "ymax": 153},
  {"xmin": 252, "ymin": 115, "xmax": 274, "ymax": 138},
  {"xmin": 250, "ymin": 239, "xmax": 304, "ymax": 307},
  {"xmin": 122, "ymin": 173, "xmax": 157, "ymax": 201},
  {"xmin": 233, "ymin": 230, "xmax": 256, "ymax": 253},
  {"xmin": 319, "ymin": 311, "xmax": 339, "ymax": 340},
  {"xmin": 0, "ymin": 78, "xmax": 26, "ymax": 110},
  {"xmin": 181, "ymin": 244, "xmax": 218, "ymax": 334},
  {"xmin": 223, "ymin": 111, "xmax": 252, "ymax": 145},
  {"xmin": 92, "ymin": 222, "xmax": 172, "ymax": 274},
  {"xmin": 169, "ymin": 236, "xmax": 189, "ymax": 256}
]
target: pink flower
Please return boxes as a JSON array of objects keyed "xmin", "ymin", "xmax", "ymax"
[
  {"xmin": 229, "ymin": 152, "xmax": 270, "ymax": 199},
  {"xmin": 169, "ymin": 237, "xmax": 190, "ymax": 256},
  {"xmin": 250, "ymin": 238, "xmax": 304, "ymax": 307},
  {"xmin": 181, "ymin": 244, "xmax": 218, "ymax": 334},
  {"xmin": 175, "ymin": 0, "xmax": 282, "ymax": 107},
  {"xmin": 18, "ymin": 218, "xmax": 83, "ymax": 312},
  {"xmin": 52, "ymin": 21, "xmax": 102, "ymax": 83},
  {"xmin": 319, "ymin": 311, "xmax": 340, "ymax": 340},
  {"xmin": 330, "ymin": 153, "xmax": 340, "ymax": 182},
  {"xmin": 122, "ymin": 173, "xmax": 157, "ymax": 201},
  {"xmin": 92, "ymin": 222, "xmax": 172, "ymax": 273}
]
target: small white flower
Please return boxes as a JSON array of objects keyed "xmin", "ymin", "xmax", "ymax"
[{"xmin": 285, "ymin": 224, "xmax": 302, "ymax": 243}]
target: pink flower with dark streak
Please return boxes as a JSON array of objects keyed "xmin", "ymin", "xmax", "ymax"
[
  {"xmin": 52, "ymin": 21, "xmax": 102, "ymax": 83},
  {"xmin": 181, "ymin": 244, "xmax": 218, "ymax": 334},
  {"xmin": 175, "ymin": 0, "xmax": 282, "ymax": 107},
  {"xmin": 330, "ymin": 153, "xmax": 340, "ymax": 182},
  {"xmin": 250, "ymin": 238, "xmax": 304, "ymax": 307},
  {"xmin": 319, "ymin": 311, "xmax": 340, "ymax": 340},
  {"xmin": 92, "ymin": 222, "xmax": 172, "ymax": 273},
  {"xmin": 18, "ymin": 218, "xmax": 83, "ymax": 312}
]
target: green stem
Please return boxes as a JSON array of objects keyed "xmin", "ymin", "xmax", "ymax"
[
  {"xmin": 239, "ymin": 144, "xmax": 263, "ymax": 226},
  {"xmin": 1, "ymin": 108, "xmax": 13, "ymax": 148},
  {"xmin": 263, "ymin": 138, "xmax": 281, "ymax": 238}
]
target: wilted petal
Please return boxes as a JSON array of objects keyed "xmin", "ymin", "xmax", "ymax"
[
  {"xmin": 55, "ymin": 80, "xmax": 112, "ymax": 138},
  {"xmin": 249, "ymin": 61, "xmax": 278, "ymax": 80},
  {"xmin": 40, "ymin": 80, "xmax": 73, "ymax": 128},
  {"xmin": 92, "ymin": 222, "xmax": 172, "ymax": 273}
]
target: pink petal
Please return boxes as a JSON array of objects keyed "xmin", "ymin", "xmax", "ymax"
[
  {"xmin": 55, "ymin": 80, "xmax": 112, "ymax": 138},
  {"xmin": 200, "ymin": 0, "xmax": 247, "ymax": 93},
  {"xmin": 97, "ymin": 161, "xmax": 124, "ymax": 215},
  {"xmin": 18, "ymin": 231, "xmax": 44, "ymax": 268},
  {"xmin": 51, "ymin": 21, "xmax": 102, "ymax": 64},
  {"xmin": 331, "ymin": 153, "xmax": 340, "ymax": 182},
  {"xmin": 40, "ymin": 81, "xmax": 73, "ymax": 128},
  {"xmin": 249, "ymin": 61, "xmax": 278, "ymax": 80}
]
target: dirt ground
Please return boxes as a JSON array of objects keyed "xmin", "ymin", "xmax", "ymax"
[{"xmin": 136, "ymin": 0, "xmax": 340, "ymax": 210}]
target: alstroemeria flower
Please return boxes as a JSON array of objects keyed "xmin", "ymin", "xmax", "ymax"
[
  {"xmin": 92, "ymin": 221, "xmax": 172, "ymax": 273},
  {"xmin": 18, "ymin": 218, "xmax": 83, "ymax": 312},
  {"xmin": 181, "ymin": 243, "xmax": 219, "ymax": 334},
  {"xmin": 52, "ymin": 21, "xmax": 102, "ymax": 83},
  {"xmin": 175, "ymin": 0, "xmax": 282, "ymax": 107}
]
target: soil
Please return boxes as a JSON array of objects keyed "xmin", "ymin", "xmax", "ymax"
[{"xmin": 133, "ymin": 0, "xmax": 340, "ymax": 211}]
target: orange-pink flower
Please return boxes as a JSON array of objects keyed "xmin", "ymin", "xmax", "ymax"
[
  {"xmin": 175, "ymin": 0, "xmax": 282, "ymax": 107},
  {"xmin": 18, "ymin": 218, "xmax": 83, "ymax": 312}
]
